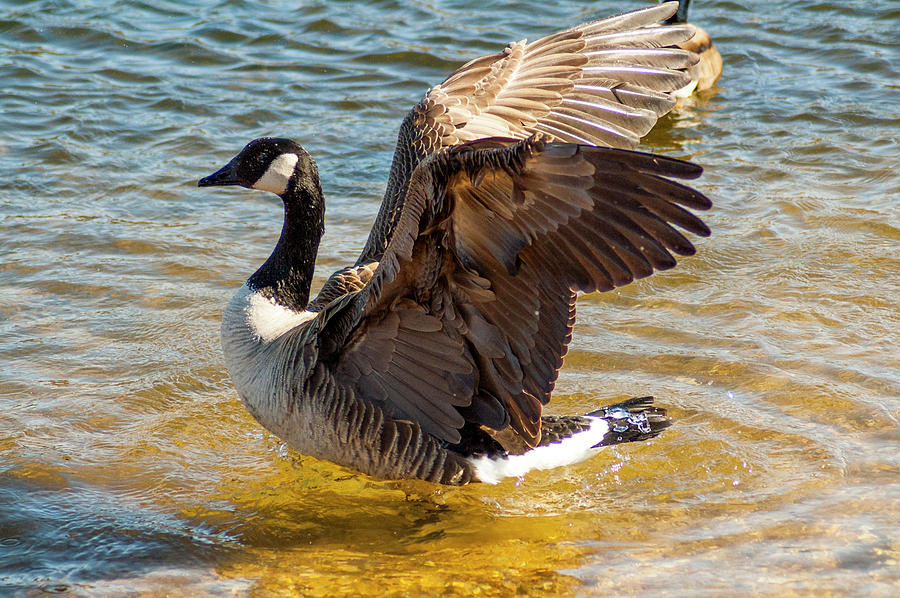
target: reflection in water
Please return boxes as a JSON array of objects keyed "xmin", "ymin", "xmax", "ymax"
[{"xmin": 1, "ymin": 0, "xmax": 898, "ymax": 595}]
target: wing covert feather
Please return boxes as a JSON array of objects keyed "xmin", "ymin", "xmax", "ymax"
[{"xmin": 334, "ymin": 299, "xmax": 475, "ymax": 444}]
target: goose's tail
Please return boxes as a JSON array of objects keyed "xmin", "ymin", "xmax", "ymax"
[{"xmin": 467, "ymin": 397, "xmax": 672, "ymax": 484}]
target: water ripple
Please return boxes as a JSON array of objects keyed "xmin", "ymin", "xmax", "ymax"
[{"xmin": 2, "ymin": 0, "xmax": 899, "ymax": 595}]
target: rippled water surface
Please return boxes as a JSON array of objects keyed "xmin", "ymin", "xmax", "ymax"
[{"xmin": 2, "ymin": 0, "xmax": 899, "ymax": 595}]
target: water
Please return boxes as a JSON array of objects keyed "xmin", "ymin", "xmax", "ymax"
[{"xmin": 2, "ymin": 0, "xmax": 898, "ymax": 595}]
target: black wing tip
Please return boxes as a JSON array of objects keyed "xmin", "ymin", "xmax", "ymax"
[
  {"xmin": 695, "ymin": 220, "xmax": 712, "ymax": 237},
  {"xmin": 680, "ymin": 182, "xmax": 713, "ymax": 212},
  {"xmin": 579, "ymin": 144, "xmax": 708, "ymax": 180},
  {"xmin": 692, "ymin": 193, "xmax": 714, "ymax": 212},
  {"xmin": 678, "ymin": 219, "xmax": 712, "ymax": 241},
  {"xmin": 581, "ymin": 143, "xmax": 714, "ymax": 221}
]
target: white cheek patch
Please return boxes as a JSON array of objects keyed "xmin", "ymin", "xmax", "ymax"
[{"xmin": 252, "ymin": 153, "xmax": 299, "ymax": 195}]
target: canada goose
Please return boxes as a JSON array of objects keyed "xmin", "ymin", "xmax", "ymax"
[
  {"xmin": 667, "ymin": 0, "xmax": 723, "ymax": 96},
  {"xmin": 199, "ymin": 3, "xmax": 712, "ymax": 485}
]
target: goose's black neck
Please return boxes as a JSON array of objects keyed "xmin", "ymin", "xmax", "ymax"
[
  {"xmin": 664, "ymin": 0, "xmax": 691, "ymax": 24},
  {"xmin": 247, "ymin": 166, "xmax": 325, "ymax": 312}
]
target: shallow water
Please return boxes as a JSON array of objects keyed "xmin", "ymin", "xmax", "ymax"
[{"xmin": 2, "ymin": 0, "xmax": 899, "ymax": 595}]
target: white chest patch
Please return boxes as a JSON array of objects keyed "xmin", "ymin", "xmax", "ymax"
[
  {"xmin": 252, "ymin": 153, "xmax": 299, "ymax": 195},
  {"xmin": 231, "ymin": 283, "xmax": 317, "ymax": 343},
  {"xmin": 467, "ymin": 416, "xmax": 610, "ymax": 484}
]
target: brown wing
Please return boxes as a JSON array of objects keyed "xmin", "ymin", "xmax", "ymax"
[
  {"xmin": 322, "ymin": 136, "xmax": 710, "ymax": 447},
  {"xmin": 358, "ymin": 2, "xmax": 698, "ymax": 263}
]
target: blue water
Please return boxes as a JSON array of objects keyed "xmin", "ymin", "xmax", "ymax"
[{"xmin": 2, "ymin": 1, "xmax": 899, "ymax": 596}]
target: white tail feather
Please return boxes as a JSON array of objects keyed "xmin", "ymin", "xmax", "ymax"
[{"xmin": 467, "ymin": 416, "xmax": 610, "ymax": 484}]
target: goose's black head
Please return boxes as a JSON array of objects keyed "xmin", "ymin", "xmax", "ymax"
[
  {"xmin": 198, "ymin": 137, "xmax": 315, "ymax": 197},
  {"xmin": 199, "ymin": 137, "xmax": 325, "ymax": 309}
]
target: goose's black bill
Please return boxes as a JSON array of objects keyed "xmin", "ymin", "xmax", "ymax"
[{"xmin": 198, "ymin": 162, "xmax": 240, "ymax": 187}]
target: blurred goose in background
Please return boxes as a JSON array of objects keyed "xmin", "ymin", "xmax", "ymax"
[
  {"xmin": 666, "ymin": 0, "xmax": 723, "ymax": 96},
  {"xmin": 198, "ymin": 2, "xmax": 712, "ymax": 485}
]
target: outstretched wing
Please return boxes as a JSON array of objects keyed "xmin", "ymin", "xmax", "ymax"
[
  {"xmin": 317, "ymin": 136, "xmax": 710, "ymax": 446},
  {"xmin": 359, "ymin": 2, "xmax": 698, "ymax": 263}
]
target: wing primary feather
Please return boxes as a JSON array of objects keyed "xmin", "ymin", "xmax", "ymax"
[
  {"xmin": 533, "ymin": 121, "xmax": 600, "ymax": 146},
  {"xmin": 583, "ymin": 25, "xmax": 697, "ymax": 50},
  {"xmin": 586, "ymin": 47, "xmax": 698, "ymax": 69},
  {"xmin": 576, "ymin": 2, "xmax": 680, "ymax": 36}
]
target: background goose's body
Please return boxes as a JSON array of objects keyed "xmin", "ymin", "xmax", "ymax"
[
  {"xmin": 667, "ymin": 0, "xmax": 723, "ymax": 97},
  {"xmin": 200, "ymin": 3, "xmax": 712, "ymax": 485}
]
